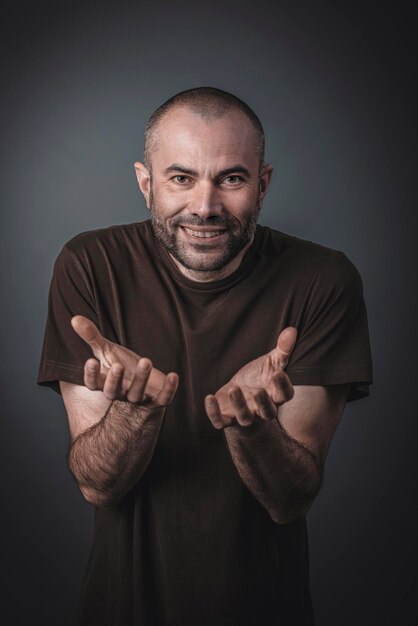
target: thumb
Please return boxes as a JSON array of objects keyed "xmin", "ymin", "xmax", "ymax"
[
  {"xmin": 273, "ymin": 326, "xmax": 298, "ymax": 369},
  {"xmin": 71, "ymin": 315, "xmax": 106, "ymax": 354}
]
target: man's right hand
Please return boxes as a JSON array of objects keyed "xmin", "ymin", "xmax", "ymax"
[{"xmin": 71, "ymin": 315, "xmax": 179, "ymax": 407}]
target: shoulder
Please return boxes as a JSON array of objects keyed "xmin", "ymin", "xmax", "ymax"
[
  {"xmin": 51, "ymin": 220, "xmax": 154, "ymax": 282},
  {"xmin": 260, "ymin": 224, "xmax": 363, "ymax": 292},
  {"xmin": 62, "ymin": 220, "xmax": 152, "ymax": 257}
]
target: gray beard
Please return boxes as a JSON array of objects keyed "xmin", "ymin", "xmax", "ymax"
[{"xmin": 149, "ymin": 188, "xmax": 261, "ymax": 273}]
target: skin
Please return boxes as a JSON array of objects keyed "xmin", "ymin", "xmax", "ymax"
[
  {"xmin": 134, "ymin": 106, "xmax": 273, "ymax": 282},
  {"xmin": 60, "ymin": 105, "xmax": 350, "ymax": 520}
]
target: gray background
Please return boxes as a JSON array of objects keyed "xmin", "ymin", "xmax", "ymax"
[{"xmin": 1, "ymin": 1, "xmax": 416, "ymax": 624}]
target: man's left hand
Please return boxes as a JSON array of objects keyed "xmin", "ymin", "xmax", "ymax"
[{"xmin": 204, "ymin": 327, "xmax": 297, "ymax": 429}]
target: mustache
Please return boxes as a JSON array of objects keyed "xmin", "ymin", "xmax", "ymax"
[{"xmin": 170, "ymin": 215, "xmax": 238, "ymax": 228}]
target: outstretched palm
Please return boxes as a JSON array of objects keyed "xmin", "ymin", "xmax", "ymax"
[
  {"xmin": 71, "ymin": 315, "xmax": 178, "ymax": 406},
  {"xmin": 205, "ymin": 327, "xmax": 298, "ymax": 429}
]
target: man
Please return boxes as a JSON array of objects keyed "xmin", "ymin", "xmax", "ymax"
[{"xmin": 38, "ymin": 87, "xmax": 373, "ymax": 626}]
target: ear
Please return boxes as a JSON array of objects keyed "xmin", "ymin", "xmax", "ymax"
[
  {"xmin": 258, "ymin": 164, "xmax": 274, "ymax": 208},
  {"xmin": 134, "ymin": 161, "xmax": 151, "ymax": 209}
]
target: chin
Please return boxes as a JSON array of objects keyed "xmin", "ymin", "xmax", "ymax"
[
  {"xmin": 150, "ymin": 209, "xmax": 257, "ymax": 273},
  {"xmin": 172, "ymin": 249, "xmax": 232, "ymax": 272}
]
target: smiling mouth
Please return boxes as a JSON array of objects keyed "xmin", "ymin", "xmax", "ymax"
[{"xmin": 181, "ymin": 226, "xmax": 227, "ymax": 239}]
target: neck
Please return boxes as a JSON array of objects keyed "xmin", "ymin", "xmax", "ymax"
[{"xmin": 168, "ymin": 235, "xmax": 255, "ymax": 283}]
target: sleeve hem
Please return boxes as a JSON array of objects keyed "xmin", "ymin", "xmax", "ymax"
[
  {"xmin": 37, "ymin": 360, "xmax": 85, "ymax": 394},
  {"xmin": 285, "ymin": 365, "xmax": 373, "ymax": 403}
]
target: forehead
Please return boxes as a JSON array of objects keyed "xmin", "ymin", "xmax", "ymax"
[{"xmin": 150, "ymin": 106, "xmax": 259, "ymax": 171}]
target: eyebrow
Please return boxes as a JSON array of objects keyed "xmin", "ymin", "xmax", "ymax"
[{"xmin": 162, "ymin": 163, "xmax": 252, "ymax": 178}]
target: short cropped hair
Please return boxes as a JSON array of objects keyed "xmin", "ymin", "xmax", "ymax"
[{"xmin": 143, "ymin": 86, "xmax": 265, "ymax": 173}]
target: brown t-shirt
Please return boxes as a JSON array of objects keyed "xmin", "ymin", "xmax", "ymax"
[{"xmin": 38, "ymin": 220, "xmax": 373, "ymax": 626}]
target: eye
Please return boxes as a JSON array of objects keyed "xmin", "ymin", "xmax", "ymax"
[
  {"xmin": 223, "ymin": 175, "xmax": 243, "ymax": 184},
  {"xmin": 173, "ymin": 175, "xmax": 190, "ymax": 184}
]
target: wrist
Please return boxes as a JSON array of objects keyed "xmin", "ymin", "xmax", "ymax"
[
  {"xmin": 223, "ymin": 415, "xmax": 275, "ymax": 444},
  {"xmin": 110, "ymin": 399, "xmax": 166, "ymax": 424}
]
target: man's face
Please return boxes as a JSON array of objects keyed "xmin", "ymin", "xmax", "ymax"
[{"xmin": 136, "ymin": 106, "xmax": 272, "ymax": 275}]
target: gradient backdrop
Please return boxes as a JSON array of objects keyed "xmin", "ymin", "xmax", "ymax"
[{"xmin": 1, "ymin": 1, "xmax": 416, "ymax": 625}]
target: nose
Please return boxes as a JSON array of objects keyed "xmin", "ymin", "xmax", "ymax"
[{"xmin": 190, "ymin": 181, "xmax": 223, "ymax": 218}]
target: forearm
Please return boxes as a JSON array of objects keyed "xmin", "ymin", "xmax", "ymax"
[
  {"xmin": 223, "ymin": 417, "xmax": 322, "ymax": 524},
  {"xmin": 68, "ymin": 400, "xmax": 164, "ymax": 508}
]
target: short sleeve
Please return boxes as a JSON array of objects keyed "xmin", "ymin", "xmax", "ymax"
[
  {"xmin": 37, "ymin": 244, "xmax": 99, "ymax": 394},
  {"xmin": 285, "ymin": 251, "xmax": 373, "ymax": 402}
]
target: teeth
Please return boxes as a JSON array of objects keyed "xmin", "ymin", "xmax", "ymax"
[{"xmin": 183, "ymin": 227, "xmax": 225, "ymax": 238}]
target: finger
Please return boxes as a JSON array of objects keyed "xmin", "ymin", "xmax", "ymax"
[
  {"xmin": 269, "ymin": 370, "xmax": 295, "ymax": 404},
  {"xmin": 154, "ymin": 372, "xmax": 179, "ymax": 406},
  {"xmin": 228, "ymin": 386, "xmax": 255, "ymax": 427},
  {"xmin": 71, "ymin": 315, "xmax": 106, "ymax": 355},
  {"xmin": 252, "ymin": 387, "xmax": 278, "ymax": 420},
  {"xmin": 204, "ymin": 395, "xmax": 234, "ymax": 429},
  {"xmin": 126, "ymin": 358, "xmax": 153, "ymax": 404},
  {"xmin": 272, "ymin": 326, "xmax": 298, "ymax": 369},
  {"xmin": 102, "ymin": 363, "xmax": 125, "ymax": 400},
  {"xmin": 84, "ymin": 358, "xmax": 101, "ymax": 391}
]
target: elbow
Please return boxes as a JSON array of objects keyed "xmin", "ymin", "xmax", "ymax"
[
  {"xmin": 80, "ymin": 485, "xmax": 120, "ymax": 510},
  {"xmin": 68, "ymin": 456, "xmax": 121, "ymax": 509},
  {"xmin": 269, "ymin": 483, "xmax": 321, "ymax": 525},
  {"xmin": 269, "ymin": 502, "xmax": 312, "ymax": 525}
]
